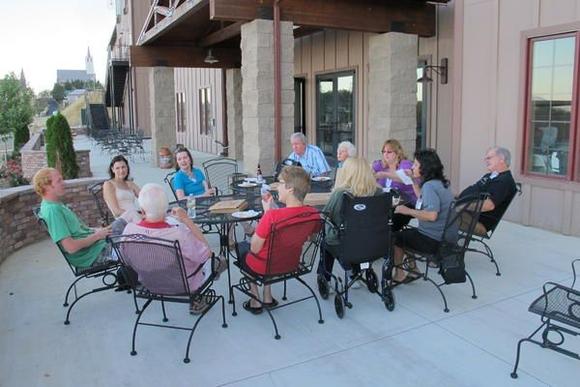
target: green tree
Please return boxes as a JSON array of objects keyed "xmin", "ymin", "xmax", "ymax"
[
  {"xmin": 51, "ymin": 83, "xmax": 65, "ymax": 103},
  {"xmin": 0, "ymin": 73, "xmax": 34, "ymax": 160},
  {"xmin": 45, "ymin": 112, "xmax": 78, "ymax": 179},
  {"xmin": 13, "ymin": 124, "xmax": 30, "ymax": 150}
]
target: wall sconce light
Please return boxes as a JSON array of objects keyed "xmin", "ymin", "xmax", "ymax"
[
  {"xmin": 417, "ymin": 58, "xmax": 448, "ymax": 84},
  {"xmin": 204, "ymin": 49, "xmax": 219, "ymax": 64}
]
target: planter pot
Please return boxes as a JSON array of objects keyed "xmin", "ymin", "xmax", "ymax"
[{"xmin": 159, "ymin": 155, "xmax": 173, "ymax": 169}]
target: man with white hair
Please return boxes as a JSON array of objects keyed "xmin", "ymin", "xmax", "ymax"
[
  {"xmin": 459, "ymin": 146, "xmax": 517, "ymax": 234},
  {"xmin": 122, "ymin": 183, "xmax": 222, "ymax": 314},
  {"xmin": 288, "ymin": 132, "xmax": 331, "ymax": 176}
]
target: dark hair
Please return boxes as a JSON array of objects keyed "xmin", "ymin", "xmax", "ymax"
[
  {"xmin": 414, "ymin": 148, "xmax": 449, "ymax": 188},
  {"xmin": 108, "ymin": 155, "xmax": 130, "ymax": 180},
  {"xmin": 174, "ymin": 147, "xmax": 193, "ymax": 171}
]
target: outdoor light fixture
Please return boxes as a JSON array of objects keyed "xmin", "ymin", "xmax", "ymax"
[
  {"xmin": 417, "ymin": 58, "xmax": 448, "ymax": 84},
  {"xmin": 204, "ymin": 49, "xmax": 219, "ymax": 64}
]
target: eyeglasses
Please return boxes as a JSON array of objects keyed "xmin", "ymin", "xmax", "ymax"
[{"xmin": 382, "ymin": 150, "xmax": 395, "ymax": 154}]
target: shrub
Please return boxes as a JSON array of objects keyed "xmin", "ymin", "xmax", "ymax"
[
  {"xmin": 0, "ymin": 155, "xmax": 28, "ymax": 187},
  {"xmin": 13, "ymin": 123, "xmax": 30, "ymax": 150},
  {"xmin": 45, "ymin": 112, "xmax": 79, "ymax": 179}
]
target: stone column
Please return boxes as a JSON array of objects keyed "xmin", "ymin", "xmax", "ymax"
[
  {"xmin": 367, "ymin": 32, "xmax": 417, "ymax": 158},
  {"xmin": 241, "ymin": 19, "xmax": 294, "ymax": 175},
  {"xmin": 149, "ymin": 67, "xmax": 176, "ymax": 167},
  {"xmin": 226, "ymin": 68, "xmax": 243, "ymax": 161}
]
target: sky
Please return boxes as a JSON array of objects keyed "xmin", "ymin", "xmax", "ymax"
[{"xmin": 0, "ymin": 0, "xmax": 117, "ymax": 94}]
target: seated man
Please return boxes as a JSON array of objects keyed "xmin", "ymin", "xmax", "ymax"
[
  {"xmin": 122, "ymin": 183, "xmax": 224, "ymax": 314},
  {"xmin": 236, "ymin": 166, "xmax": 321, "ymax": 315},
  {"xmin": 458, "ymin": 146, "xmax": 517, "ymax": 235},
  {"xmin": 34, "ymin": 168, "xmax": 113, "ymax": 269},
  {"xmin": 287, "ymin": 132, "xmax": 331, "ymax": 177}
]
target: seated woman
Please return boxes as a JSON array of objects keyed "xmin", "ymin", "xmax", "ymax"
[
  {"xmin": 103, "ymin": 155, "xmax": 141, "ymax": 225},
  {"xmin": 336, "ymin": 141, "xmax": 356, "ymax": 168},
  {"xmin": 371, "ymin": 139, "xmax": 417, "ymax": 231},
  {"xmin": 318, "ymin": 157, "xmax": 383, "ymax": 287},
  {"xmin": 392, "ymin": 149, "xmax": 454, "ymax": 283},
  {"xmin": 173, "ymin": 147, "xmax": 215, "ymax": 199}
]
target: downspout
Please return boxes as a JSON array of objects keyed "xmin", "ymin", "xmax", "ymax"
[
  {"xmin": 221, "ymin": 68, "xmax": 228, "ymax": 156},
  {"xmin": 273, "ymin": 0, "xmax": 282, "ymax": 162}
]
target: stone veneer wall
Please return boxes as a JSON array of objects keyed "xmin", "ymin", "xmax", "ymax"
[
  {"xmin": 0, "ymin": 177, "xmax": 106, "ymax": 265},
  {"xmin": 20, "ymin": 132, "xmax": 92, "ymax": 180}
]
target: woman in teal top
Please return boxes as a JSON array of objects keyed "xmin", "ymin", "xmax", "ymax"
[{"xmin": 173, "ymin": 147, "xmax": 215, "ymax": 199}]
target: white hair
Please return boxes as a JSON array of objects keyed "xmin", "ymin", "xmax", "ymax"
[
  {"xmin": 290, "ymin": 132, "xmax": 307, "ymax": 144},
  {"xmin": 489, "ymin": 146, "xmax": 511, "ymax": 167},
  {"xmin": 337, "ymin": 141, "xmax": 356, "ymax": 157},
  {"xmin": 138, "ymin": 183, "xmax": 168, "ymax": 221}
]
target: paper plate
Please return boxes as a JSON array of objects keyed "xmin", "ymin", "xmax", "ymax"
[
  {"xmin": 238, "ymin": 182, "xmax": 258, "ymax": 188},
  {"xmin": 311, "ymin": 176, "xmax": 331, "ymax": 182},
  {"xmin": 231, "ymin": 210, "xmax": 261, "ymax": 219}
]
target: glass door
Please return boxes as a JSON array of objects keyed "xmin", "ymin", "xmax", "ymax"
[{"xmin": 316, "ymin": 71, "xmax": 355, "ymax": 165}]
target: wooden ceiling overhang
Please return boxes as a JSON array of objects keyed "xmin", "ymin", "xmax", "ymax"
[{"xmin": 131, "ymin": 0, "xmax": 449, "ymax": 68}]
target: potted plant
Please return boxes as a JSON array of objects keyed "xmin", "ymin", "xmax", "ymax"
[{"xmin": 158, "ymin": 146, "xmax": 173, "ymax": 169}]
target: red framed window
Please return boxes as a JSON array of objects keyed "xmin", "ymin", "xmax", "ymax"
[{"xmin": 523, "ymin": 33, "xmax": 579, "ymax": 180}]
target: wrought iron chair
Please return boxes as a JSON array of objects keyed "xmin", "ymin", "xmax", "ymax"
[
  {"xmin": 88, "ymin": 181, "xmax": 114, "ymax": 226},
  {"xmin": 164, "ymin": 171, "xmax": 178, "ymax": 200},
  {"xmin": 202, "ymin": 157, "xmax": 238, "ymax": 196},
  {"xmin": 395, "ymin": 193, "xmax": 488, "ymax": 313},
  {"xmin": 462, "ymin": 182, "xmax": 522, "ymax": 276},
  {"xmin": 110, "ymin": 234, "xmax": 227, "ymax": 363},
  {"xmin": 317, "ymin": 192, "xmax": 395, "ymax": 318},
  {"xmin": 231, "ymin": 212, "xmax": 324, "ymax": 339},
  {"xmin": 511, "ymin": 259, "xmax": 580, "ymax": 378},
  {"xmin": 33, "ymin": 207, "xmax": 121, "ymax": 325}
]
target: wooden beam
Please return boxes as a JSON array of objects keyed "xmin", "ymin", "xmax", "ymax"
[
  {"xmin": 210, "ymin": 0, "xmax": 437, "ymax": 37},
  {"xmin": 199, "ymin": 21, "xmax": 244, "ymax": 47},
  {"xmin": 130, "ymin": 45, "xmax": 240, "ymax": 68},
  {"xmin": 139, "ymin": 0, "xmax": 207, "ymax": 45}
]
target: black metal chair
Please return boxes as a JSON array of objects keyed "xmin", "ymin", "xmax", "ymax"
[
  {"xmin": 231, "ymin": 212, "xmax": 324, "ymax": 339},
  {"xmin": 33, "ymin": 207, "xmax": 121, "ymax": 325},
  {"xmin": 511, "ymin": 259, "xmax": 580, "ymax": 378},
  {"xmin": 110, "ymin": 234, "xmax": 227, "ymax": 363},
  {"xmin": 395, "ymin": 193, "xmax": 488, "ymax": 313},
  {"xmin": 164, "ymin": 171, "xmax": 178, "ymax": 200},
  {"xmin": 88, "ymin": 181, "xmax": 113, "ymax": 226},
  {"xmin": 317, "ymin": 192, "xmax": 395, "ymax": 318},
  {"xmin": 202, "ymin": 157, "xmax": 238, "ymax": 196},
  {"xmin": 462, "ymin": 182, "xmax": 522, "ymax": 276}
]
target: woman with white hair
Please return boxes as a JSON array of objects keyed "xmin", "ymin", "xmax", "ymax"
[{"xmin": 336, "ymin": 141, "xmax": 356, "ymax": 168}]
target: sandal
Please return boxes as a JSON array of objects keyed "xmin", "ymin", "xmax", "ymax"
[
  {"xmin": 242, "ymin": 300, "xmax": 263, "ymax": 315},
  {"xmin": 262, "ymin": 298, "xmax": 278, "ymax": 309}
]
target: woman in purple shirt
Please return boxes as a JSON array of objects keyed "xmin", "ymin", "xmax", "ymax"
[{"xmin": 372, "ymin": 139, "xmax": 417, "ymax": 231}]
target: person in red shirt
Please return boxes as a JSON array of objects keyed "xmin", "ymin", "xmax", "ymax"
[{"xmin": 236, "ymin": 166, "xmax": 320, "ymax": 315}]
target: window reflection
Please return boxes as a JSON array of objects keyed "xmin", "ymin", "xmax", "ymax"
[{"xmin": 528, "ymin": 36, "xmax": 575, "ymax": 176}]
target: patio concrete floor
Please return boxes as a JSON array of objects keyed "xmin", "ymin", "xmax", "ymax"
[{"xmin": 1, "ymin": 136, "xmax": 579, "ymax": 387}]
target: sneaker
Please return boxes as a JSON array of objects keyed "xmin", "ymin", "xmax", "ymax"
[{"xmin": 190, "ymin": 295, "xmax": 211, "ymax": 315}]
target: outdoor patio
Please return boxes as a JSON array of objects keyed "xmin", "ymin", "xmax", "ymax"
[{"xmin": 0, "ymin": 137, "xmax": 579, "ymax": 387}]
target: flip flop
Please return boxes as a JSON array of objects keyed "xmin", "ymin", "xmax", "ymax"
[
  {"xmin": 243, "ymin": 300, "xmax": 263, "ymax": 315},
  {"xmin": 262, "ymin": 298, "xmax": 279, "ymax": 309}
]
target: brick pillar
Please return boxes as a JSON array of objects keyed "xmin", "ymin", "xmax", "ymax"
[
  {"xmin": 241, "ymin": 19, "xmax": 294, "ymax": 175},
  {"xmin": 367, "ymin": 32, "xmax": 417, "ymax": 159},
  {"xmin": 226, "ymin": 68, "xmax": 243, "ymax": 161},
  {"xmin": 149, "ymin": 67, "xmax": 176, "ymax": 167}
]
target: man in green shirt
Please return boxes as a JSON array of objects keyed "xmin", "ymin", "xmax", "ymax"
[{"xmin": 34, "ymin": 168, "xmax": 112, "ymax": 268}]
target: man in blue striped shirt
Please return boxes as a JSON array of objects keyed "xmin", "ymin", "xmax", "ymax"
[{"xmin": 287, "ymin": 133, "xmax": 331, "ymax": 177}]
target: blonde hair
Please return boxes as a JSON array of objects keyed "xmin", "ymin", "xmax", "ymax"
[
  {"xmin": 334, "ymin": 157, "xmax": 377, "ymax": 197},
  {"xmin": 278, "ymin": 166, "xmax": 310, "ymax": 202},
  {"xmin": 33, "ymin": 167, "xmax": 58, "ymax": 196},
  {"xmin": 382, "ymin": 139, "xmax": 407, "ymax": 166}
]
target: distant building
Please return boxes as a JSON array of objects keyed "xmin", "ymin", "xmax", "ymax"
[
  {"xmin": 56, "ymin": 47, "xmax": 97, "ymax": 84},
  {"xmin": 64, "ymin": 89, "xmax": 87, "ymax": 105}
]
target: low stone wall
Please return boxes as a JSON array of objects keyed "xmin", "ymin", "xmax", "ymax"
[
  {"xmin": 20, "ymin": 132, "xmax": 92, "ymax": 179},
  {"xmin": 0, "ymin": 177, "xmax": 106, "ymax": 266}
]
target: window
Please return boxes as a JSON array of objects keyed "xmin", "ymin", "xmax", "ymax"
[
  {"xmin": 199, "ymin": 87, "xmax": 213, "ymax": 135},
  {"xmin": 175, "ymin": 92, "xmax": 186, "ymax": 133},
  {"xmin": 294, "ymin": 77, "xmax": 306, "ymax": 134},
  {"xmin": 524, "ymin": 33, "xmax": 578, "ymax": 180},
  {"xmin": 416, "ymin": 59, "xmax": 429, "ymax": 151}
]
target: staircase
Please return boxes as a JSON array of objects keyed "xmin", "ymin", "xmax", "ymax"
[{"xmin": 88, "ymin": 104, "xmax": 110, "ymax": 131}]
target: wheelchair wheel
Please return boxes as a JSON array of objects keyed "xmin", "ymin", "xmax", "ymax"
[
  {"xmin": 317, "ymin": 274, "xmax": 329, "ymax": 300},
  {"xmin": 334, "ymin": 295, "xmax": 345, "ymax": 319},
  {"xmin": 382, "ymin": 285, "xmax": 395, "ymax": 311},
  {"xmin": 365, "ymin": 269, "xmax": 378, "ymax": 293}
]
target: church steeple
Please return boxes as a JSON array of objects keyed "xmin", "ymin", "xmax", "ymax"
[
  {"xmin": 19, "ymin": 68, "xmax": 27, "ymax": 88},
  {"xmin": 85, "ymin": 47, "xmax": 95, "ymax": 81}
]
